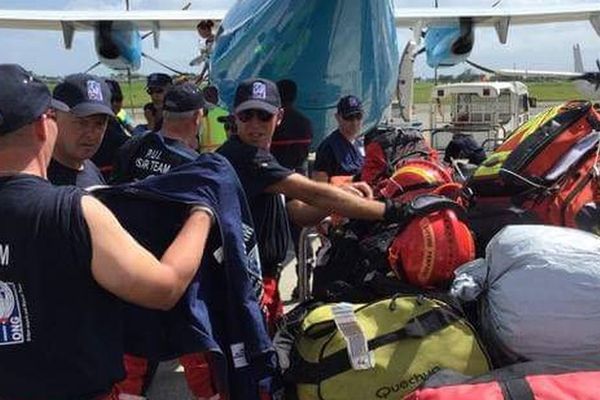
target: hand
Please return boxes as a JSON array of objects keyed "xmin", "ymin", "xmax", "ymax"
[
  {"xmin": 382, "ymin": 198, "xmax": 410, "ymax": 223},
  {"xmin": 383, "ymin": 194, "xmax": 466, "ymax": 224},
  {"xmin": 340, "ymin": 181, "xmax": 373, "ymax": 199}
]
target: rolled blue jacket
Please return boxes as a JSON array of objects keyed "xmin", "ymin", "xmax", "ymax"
[{"xmin": 94, "ymin": 153, "xmax": 279, "ymax": 399}]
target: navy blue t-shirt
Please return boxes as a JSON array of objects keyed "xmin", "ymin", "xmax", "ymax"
[
  {"xmin": 271, "ymin": 106, "xmax": 313, "ymax": 171},
  {"xmin": 0, "ymin": 175, "xmax": 123, "ymax": 399},
  {"xmin": 217, "ymin": 136, "xmax": 293, "ymax": 274},
  {"xmin": 91, "ymin": 119, "xmax": 130, "ymax": 180},
  {"xmin": 111, "ymin": 131, "xmax": 199, "ymax": 184},
  {"xmin": 47, "ymin": 158, "xmax": 106, "ymax": 188},
  {"xmin": 313, "ymin": 130, "xmax": 364, "ymax": 178}
]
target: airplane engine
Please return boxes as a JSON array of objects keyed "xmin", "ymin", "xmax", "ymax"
[
  {"xmin": 424, "ymin": 19, "xmax": 474, "ymax": 68},
  {"xmin": 94, "ymin": 20, "xmax": 142, "ymax": 71}
]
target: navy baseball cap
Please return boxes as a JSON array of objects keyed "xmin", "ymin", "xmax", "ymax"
[
  {"xmin": 53, "ymin": 74, "xmax": 114, "ymax": 117},
  {"xmin": 163, "ymin": 83, "xmax": 205, "ymax": 113},
  {"xmin": 337, "ymin": 95, "xmax": 363, "ymax": 118},
  {"xmin": 0, "ymin": 64, "xmax": 69, "ymax": 136},
  {"xmin": 234, "ymin": 78, "xmax": 281, "ymax": 114},
  {"xmin": 146, "ymin": 73, "xmax": 173, "ymax": 89}
]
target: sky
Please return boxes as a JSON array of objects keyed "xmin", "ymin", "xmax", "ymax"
[{"xmin": 1, "ymin": 0, "xmax": 600, "ymax": 78}]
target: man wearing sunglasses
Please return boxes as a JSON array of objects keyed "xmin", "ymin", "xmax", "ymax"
[
  {"xmin": 0, "ymin": 64, "xmax": 212, "ymax": 400},
  {"xmin": 47, "ymin": 73, "xmax": 114, "ymax": 188},
  {"xmin": 313, "ymin": 95, "xmax": 365, "ymax": 182},
  {"xmin": 217, "ymin": 79, "xmax": 410, "ymax": 333},
  {"xmin": 146, "ymin": 72, "xmax": 173, "ymax": 132}
]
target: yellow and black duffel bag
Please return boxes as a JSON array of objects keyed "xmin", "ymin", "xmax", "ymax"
[{"xmin": 286, "ymin": 295, "xmax": 490, "ymax": 400}]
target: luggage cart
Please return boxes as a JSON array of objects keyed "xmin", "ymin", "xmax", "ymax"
[{"xmin": 296, "ymin": 218, "xmax": 331, "ymax": 302}]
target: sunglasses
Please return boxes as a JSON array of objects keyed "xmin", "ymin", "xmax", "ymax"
[
  {"xmin": 342, "ymin": 113, "xmax": 363, "ymax": 121},
  {"xmin": 236, "ymin": 109, "xmax": 275, "ymax": 123},
  {"xmin": 146, "ymin": 87, "xmax": 165, "ymax": 95}
]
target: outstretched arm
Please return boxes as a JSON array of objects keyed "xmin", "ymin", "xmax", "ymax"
[
  {"xmin": 83, "ymin": 195, "xmax": 212, "ymax": 310},
  {"xmin": 268, "ymin": 173, "xmax": 385, "ymax": 225}
]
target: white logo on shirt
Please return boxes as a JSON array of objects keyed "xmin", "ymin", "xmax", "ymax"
[
  {"xmin": 0, "ymin": 281, "xmax": 15, "ymax": 323},
  {"xmin": 0, "ymin": 280, "xmax": 31, "ymax": 346}
]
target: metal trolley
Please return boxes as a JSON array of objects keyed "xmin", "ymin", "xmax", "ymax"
[{"xmin": 296, "ymin": 218, "xmax": 331, "ymax": 303}]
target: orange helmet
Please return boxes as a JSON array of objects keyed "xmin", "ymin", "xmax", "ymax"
[
  {"xmin": 381, "ymin": 159, "xmax": 453, "ymax": 202},
  {"xmin": 387, "ymin": 195, "xmax": 475, "ymax": 288}
]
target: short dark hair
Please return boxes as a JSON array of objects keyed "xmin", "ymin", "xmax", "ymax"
[
  {"xmin": 143, "ymin": 102, "xmax": 156, "ymax": 113},
  {"xmin": 202, "ymin": 85, "xmax": 219, "ymax": 104},
  {"xmin": 277, "ymin": 79, "xmax": 297, "ymax": 105},
  {"xmin": 105, "ymin": 79, "xmax": 123, "ymax": 102},
  {"xmin": 197, "ymin": 20, "xmax": 214, "ymax": 30}
]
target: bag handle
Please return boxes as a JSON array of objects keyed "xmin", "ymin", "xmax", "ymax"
[{"xmin": 291, "ymin": 306, "xmax": 460, "ymax": 383}]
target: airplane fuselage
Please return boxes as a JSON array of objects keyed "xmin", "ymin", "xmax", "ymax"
[
  {"xmin": 211, "ymin": 0, "xmax": 400, "ymax": 147},
  {"xmin": 80, "ymin": 2, "xmax": 479, "ymax": 144},
  {"xmin": 94, "ymin": 20, "xmax": 142, "ymax": 71}
]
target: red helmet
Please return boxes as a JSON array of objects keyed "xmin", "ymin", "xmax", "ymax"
[
  {"xmin": 381, "ymin": 159, "xmax": 453, "ymax": 202},
  {"xmin": 387, "ymin": 201, "xmax": 475, "ymax": 288}
]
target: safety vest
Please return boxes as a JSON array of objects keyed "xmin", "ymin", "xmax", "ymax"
[{"xmin": 200, "ymin": 106, "xmax": 229, "ymax": 152}]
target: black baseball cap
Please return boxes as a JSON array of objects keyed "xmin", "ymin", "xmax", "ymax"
[
  {"xmin": 163, "ymin": 83, "xmax": 205, "ymax": 113},
  {"xmin": 146, "ymin": 73, "xmax": 173, "ymax": 89},
  {"xmin": 0, "ymin": 64, "xmax": 69, "ymax": 136},
  {"xmin": 233, "ymin": 78, "xmax": 281, "ymax": 114},
  {"xmin": 337, "ymin": 95, "xmax": 363, "ymax": 118},
  {"xmin": 53, "ymin": 74, "xmax": 114, "ymax": 117}
]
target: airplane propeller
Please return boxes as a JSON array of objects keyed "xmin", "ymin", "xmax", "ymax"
[
  {"xmin": 468, "ymin": 58, "xmax": 600, "ymax": 93},
  {"xmin": 575, "ymin": 59, "xmax": 600, "ymax": 91},
  {"xmin": 84, "ymin": 61, "xmax": 102, "ymax": 74},
  {"xmin": 465, "ymin": 59, "xmax": 496, "ymax": 74},
  {"xmin": 141, "ymin": 52, "xmax": 188, "ymax": 76}
]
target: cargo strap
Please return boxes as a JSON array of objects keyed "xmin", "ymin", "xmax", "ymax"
[
  {"xmin": 292, "ymin": 307, "xmax": 459, "ymax": 383},
  {"xmin": 500, "ymin": 378, "xmax": 535, "ymax": 400}
]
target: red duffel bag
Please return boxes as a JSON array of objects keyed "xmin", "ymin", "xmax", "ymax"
[{"xmin": 405, "ymin": 361, "xmax": 600, "ymax": 400}]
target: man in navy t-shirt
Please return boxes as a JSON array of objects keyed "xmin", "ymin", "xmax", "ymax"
[
  {"xmin": 47, "ymin": 73, "xmax": 113, "ymax": 188},
  {"xmin": 313, "ymin": 95, "xmax": 365, "ymax": 182},
  {"xmin": 110, "ymin": 83, "xmax": 228, "ymax": 399},
  {"xmin": 111, "ymin": 83, "xmax": 203, "ymax": 184},
  {"xmin": 218, "ymin": 79, "xmax": 411, "ymax": 332},
  {"xmin": 146, "ymin": 72, "xmax": 173, "ymax": 132},
  {"xmin": 0, "ymin": 64, "xmax": 212, "ymax": 400}
]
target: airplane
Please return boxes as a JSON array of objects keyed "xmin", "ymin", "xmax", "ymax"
[
  {"xmin": 2, "ymin": 1, "xmax": 600, "ymax": 145},
  {"xmin": 466, "ymin": 44, "xmax": 600, "ymax": 99}
]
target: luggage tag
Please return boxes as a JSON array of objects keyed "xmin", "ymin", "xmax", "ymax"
[{"xmin": 332, "ymin": 303, "xmax": 374, "ymax": 370}]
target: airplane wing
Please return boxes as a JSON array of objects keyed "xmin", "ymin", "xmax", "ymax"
[
  {"xmin": 0, "ymin": 9, "xmax": 227, "ymax": 31},
  {"xmin": 466, "ymin": 60, "xmax": 581, "ymax": 79},
  {"xmin": 394, "ymin": 4, "xmax": 600, "ymax": 42},
  {"xmin": 394, "ymin": 5, "xmax": 600, "ymax": 26}
]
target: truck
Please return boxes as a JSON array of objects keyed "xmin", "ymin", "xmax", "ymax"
[{"xmin": 429, "ymin": 81, "xmax": 533, "ymax": 152}]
